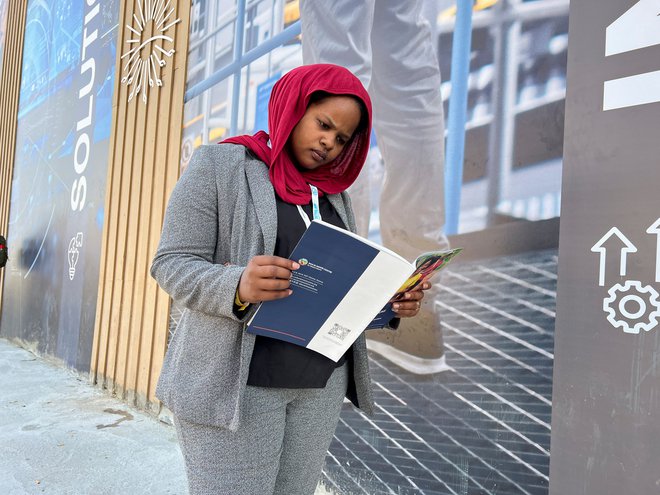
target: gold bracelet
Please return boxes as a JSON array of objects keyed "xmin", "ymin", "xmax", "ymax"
[{"xmin": 234, "ymin": 290, "xmax": 249, "ymax": 311}]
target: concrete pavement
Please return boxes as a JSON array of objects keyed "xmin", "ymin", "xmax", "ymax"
[
  {"xmin": 0, "ymin": 338, "xmax": 187, "ymax": 495},
  {"xmin": 0, "ymin": 339, "xmax": 337, "ymax": 495}
]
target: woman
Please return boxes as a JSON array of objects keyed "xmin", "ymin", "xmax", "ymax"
[{"xmin": 151, "ymin": 64, "xmax": 430, "ymax": 494}]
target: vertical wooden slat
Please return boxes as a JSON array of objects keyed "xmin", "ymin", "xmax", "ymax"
[
  {"xmin": 91, "ymin": 0, "xmax": 133, "ymax": 389},
  {"xmin": 113, "ymin": 41, "xmax": 147, "ymax": 396},
  {"xmin": 91, "ymin": 0, "xmax": 192, "ymax": 410},
  {"xmin": 0, "ymin": 1, "xmax": 28, "ymax": 316},
  {"xmin": 123, "ymin": 12, "xmax": 159, "ymax": 403},
  {"xmin": 137, "ymin": 10, "xmax": 187, "ymax": 408}
]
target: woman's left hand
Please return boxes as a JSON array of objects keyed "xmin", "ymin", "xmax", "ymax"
[{"xmin": 392, "ymin": 282, "xmax": 431, "ymax": 318}]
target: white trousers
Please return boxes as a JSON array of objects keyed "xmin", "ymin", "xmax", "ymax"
[
  {"xmin": 300, "ymin": 0, "xmax": 450, "ymax": 368},
  {"xmin": 300, "ymin": 0, "xmax": 449, "ymax": 262}
]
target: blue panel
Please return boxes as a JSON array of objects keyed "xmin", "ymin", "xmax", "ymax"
[{"xmin": 253, "ymin": 71, "xmax": 281, "ymax": 133}]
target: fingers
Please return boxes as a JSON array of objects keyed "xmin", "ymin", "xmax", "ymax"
[
  {"xmin": 239, "ymin": 277, "xmax": 292, "ymax": 304},
  {"xmin": 255, "ymin": 277, "xmax": 293, "ymax": 291},
  {"xmin": 392, "ymin": 299, "xmax": 422, "ymax": 317},
  {"xmin": 238, "ymin": 256, "xmax": 300, "ymax": 303},
  {"xmin": 250, "ymin": 256, "xmax": 298, "ymax": 287},
  {"xmin": 253, "ymin": 264, "xmax": 295, "ymax": 280},
  {"xmin": 252, "ymin": 255, "xmax": 300, "ymax": 271},
  {"xmin": 393, "ymin": 282, "xmax": 431, "ymax": 318},
  {"xmin": 250, "ymin": 287, "xmax": 293, "ymax": 302}
]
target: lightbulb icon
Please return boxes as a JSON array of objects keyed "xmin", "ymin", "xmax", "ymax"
[{"xmin": 67, "ymin": 233, "xmax": 84, "ymax": 281}]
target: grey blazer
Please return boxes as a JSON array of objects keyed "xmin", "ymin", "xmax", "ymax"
[{"xmin": 151, "ymin": 144, "xmax": 375, "ymax": 430}]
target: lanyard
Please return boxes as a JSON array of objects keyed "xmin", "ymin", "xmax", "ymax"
[{"xmin": 296, "ymin": 184, "xmax": 321, "ymax": 228}]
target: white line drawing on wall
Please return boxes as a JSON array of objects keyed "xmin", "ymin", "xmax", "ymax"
[
  {"xmin": 603, "ymin": 280, "xmax": 660, "ymax": 334},
  {"xmin": 592, "ymin": 221, "xmax": 660, "ymax": 334},
  {"xmin": 67, "ymin": 232, "xmax": 84, "ymax": 281},
  {"xmin": 120, "ymin": 0, "xmax": 180, "ymax": 104},
  {"xmin": 591, "ymin": 227, "xmax": 637, "ymax": 287},
  {"xmin": 645, "ymin": 218, "xmax": 660, "ymax": 282}
]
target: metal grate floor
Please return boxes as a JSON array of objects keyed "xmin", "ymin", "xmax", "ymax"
[{"xmin": 321, "ymin": 249, "xmax": 558, "ymax": 495}]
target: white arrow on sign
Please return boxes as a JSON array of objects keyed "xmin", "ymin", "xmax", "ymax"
[
  {"xmin": 605, "ymin": 0, "xmax": 660, "ymax": 56},
  {"xmin": 646, "ymin": 218, "xmax": 660, "ymax": 282},
  {"xmin": 591, "ymin": 227, "xmax": 638, "ymax": 286},
  {"xmin": 603, "ymin": 0, "xmax": 660, "ymax": 111}
]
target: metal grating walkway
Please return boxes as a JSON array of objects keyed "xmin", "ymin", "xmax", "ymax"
[{"xmin": 321, "ymin": 249, "xmax": 558, "ymax": 495}]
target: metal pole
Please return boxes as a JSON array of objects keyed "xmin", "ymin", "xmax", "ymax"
[
  {"xmin": 230, "ymin": 0, "xmax": 247, "ymax": 136},
  {"xmin": 486, "ymin": 0, "xmax": 520, "ymax": 225},
  {"xmin": 202, "ymin": 0, "xmax": 218, "ymax": 145},
  {"xmin": 242, "ymin": 4, "xmax": 255, "ymax": 132},
  {"xmin": 444, "ymin": 0, "xmax": 474, "ymax": 235}
]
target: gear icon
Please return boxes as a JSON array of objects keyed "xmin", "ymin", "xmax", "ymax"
[{"xmin": 603, "ymin": 281, "xmax": 660, "ymax": 334}]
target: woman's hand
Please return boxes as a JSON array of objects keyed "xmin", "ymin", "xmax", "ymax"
[
  {"xmin": 238, "ymin": 256, "xmax": 299, "ymax": 304},
  {"xmin": 392, "ymin": 282, "xmax": 431, "ymax": 318}
]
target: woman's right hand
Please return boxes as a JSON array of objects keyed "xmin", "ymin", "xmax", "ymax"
[{"xmin": 237, "ymin": 256, "xmax": 300, "ymax": 304}]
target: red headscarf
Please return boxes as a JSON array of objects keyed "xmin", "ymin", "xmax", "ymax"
[{"xmin": 222, "ymin": 64, "xmax": 372, "ymax": 204}]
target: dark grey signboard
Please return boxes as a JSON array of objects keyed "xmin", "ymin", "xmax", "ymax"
[{"xmin": 551, "ymin": 1, "xmax": 660, "ymax": 494}]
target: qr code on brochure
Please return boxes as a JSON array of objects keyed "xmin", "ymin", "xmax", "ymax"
[{"xmin": 328, "ymin": 324, "xmax": 351, "ymax": 341}]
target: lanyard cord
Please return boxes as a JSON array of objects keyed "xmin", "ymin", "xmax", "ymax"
[{"xmin": 296, "ymin": 184, "xmax": 321, "ymax": 228}]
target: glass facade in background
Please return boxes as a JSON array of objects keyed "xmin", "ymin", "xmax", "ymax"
[
  {"xmin": 180, "ymin": 0, "xmax": 301, "ymax": 171},
  {"xmin": 439, "ymin": 1, "xmax": 568, "ymax": 232},
  {"xmin": 0, "ymin": 0, "xmax": 8, "ymax": 73},
  {"xmin": 173, "ymin": 1, "xmax": 566, "ymax": 493},
  {"xmin": 0, "ymin": 0, "xmax": 120, "ymax": 371}
]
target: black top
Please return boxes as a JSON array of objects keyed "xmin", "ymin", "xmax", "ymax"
[{"xmin": 246, "ymin": 193, "xmax": 349, "ymax": 388}]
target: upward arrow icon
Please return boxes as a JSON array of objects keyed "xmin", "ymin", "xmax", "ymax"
[
  {"xmin": 646, "ymin": 218, "xmax": 660, "ymax": 282},
  {"xmin": 591, "ymin": 228, "xmax": 638, "ymax": 286}
]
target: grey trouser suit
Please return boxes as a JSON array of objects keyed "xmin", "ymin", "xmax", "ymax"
[{"xmin": 151, "ymin": 145, "xmax": 378, "ymax": 494}]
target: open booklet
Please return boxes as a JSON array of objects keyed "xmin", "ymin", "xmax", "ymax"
[{"xmin": 246, "ymin": 220, "xmax": 462, "ymax": 361}]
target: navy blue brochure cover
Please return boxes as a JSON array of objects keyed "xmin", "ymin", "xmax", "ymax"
[{"xmin": 246, "ymin": 221, "xmax": 381, "ymax": 346}]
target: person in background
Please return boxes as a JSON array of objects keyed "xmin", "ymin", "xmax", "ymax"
[
  {"xmin": 151, "ymin": 64, "xmax": 431, "ymax": 495},
  {"xmin": 300, "ymin": 0, "xmax": 451, "ymax": 374},
  {"xmin": 0, "ymin": 234, "xmax": 7, "ymax": 268}
]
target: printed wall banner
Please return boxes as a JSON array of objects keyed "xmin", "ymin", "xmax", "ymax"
[
  {"xmin": 168, "ymin": 2, "xmax": 568, "ymax": 494},
  {"xmin": 1, "ymin": 0, "xmax": 120, "ymax": 372}
]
